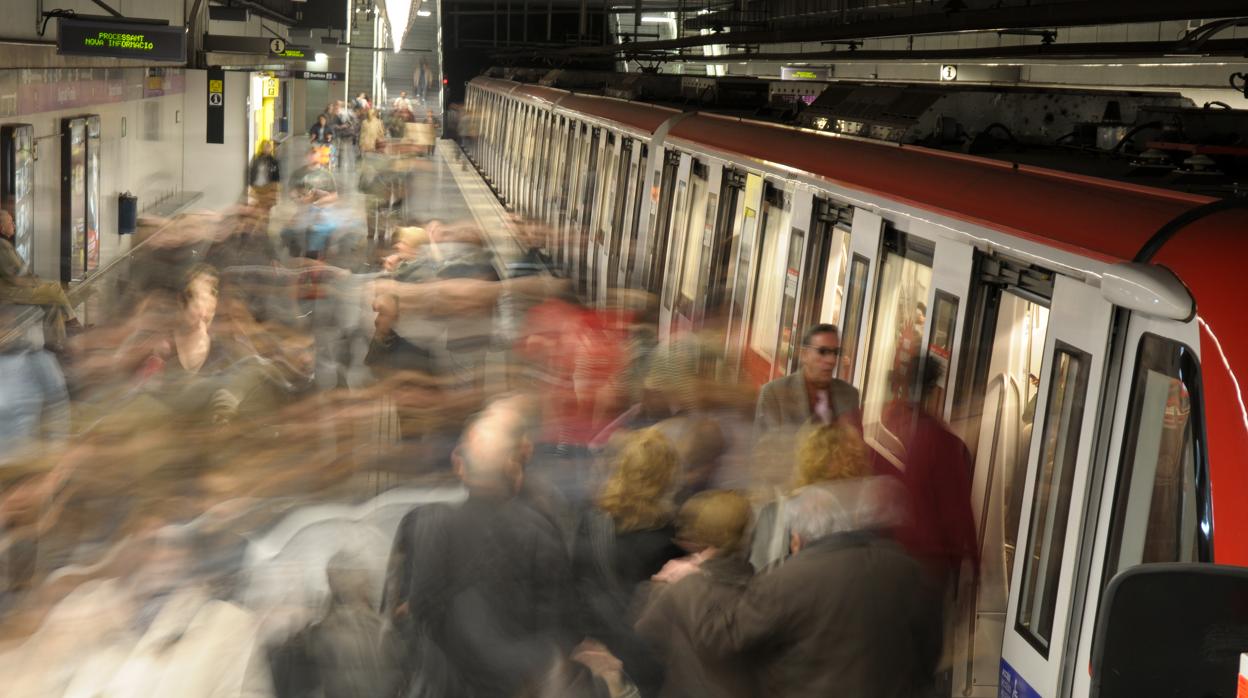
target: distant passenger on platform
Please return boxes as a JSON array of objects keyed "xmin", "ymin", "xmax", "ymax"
[
  {"xmin": 754, "ymin": 323, "xmax": 860, "ymax": 433},
  {"xmin": 0, "ymin": 209, "xmax": 78, "ymax": 352},
  {"xmin": 359, "ymin": 109, "xmax": 386, "ymax": 156},
  {"xmin": 393, "ymin": 90, "xmax": 413, "ymax": 114},
  {"xmin": 353, "ymin": 91, "xmax": 371, "ymax": 111},
  {"xmin": 309, "ymin": 113, "xmax": 330, "ymax": 145},
  {"xmin": 247, "ymin": 139, "xmax": 281, "ymax": 212}
]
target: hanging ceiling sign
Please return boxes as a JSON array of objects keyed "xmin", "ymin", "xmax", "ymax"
[
  {"xmin": 203, "ymin": 35, "xmax": 311, "ymax": 60},
  {"xmin": 295, "ymin": 71, "xmax": 345, "ymax": 81},
  {"xmin": 781, "ymin": 66, "xmax": 831, "ymax": 81},
  {"xmin": 57, "ymin": 18, "xmax": 187, "ymax": 63}
]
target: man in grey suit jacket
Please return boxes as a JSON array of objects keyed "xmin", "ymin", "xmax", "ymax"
[{"xmin": 754, "ymin": 323, "xmax": 861, "ymax": 433}]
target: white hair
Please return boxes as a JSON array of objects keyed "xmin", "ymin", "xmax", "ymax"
[{"xmin": 785, "ymin": 476, "xmax": 909, "ymax": 543}]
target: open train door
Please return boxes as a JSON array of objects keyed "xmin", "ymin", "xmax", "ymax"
[
  {"xmin": 839, "ymin": 208, "xmax": 884, "ymax": 389},
  {"xmin": 657, "ymin": 152, "xmax": 693, "ymax": 343},
  {"xmin": 998, "ymin": 274, "xmax": 1113, "ymax": 698}
]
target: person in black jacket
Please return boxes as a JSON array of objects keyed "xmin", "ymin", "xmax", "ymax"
[
  {"xmin": 247, "ymin": 139, "xmax": 281, "ymax": 211},
  {"xmin": 572, "ymin": 427, "xmax": 684, "ymax": 695},
  {"xmin": 382, "ymin": 396, "xmax": 576, "ymax": 697}
]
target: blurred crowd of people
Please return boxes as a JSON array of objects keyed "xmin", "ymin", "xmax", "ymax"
[{"xmin": 0, "ymin": 121, "xmax": 978, "ymax": 698}]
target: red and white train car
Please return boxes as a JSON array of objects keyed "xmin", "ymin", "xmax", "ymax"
[{"xmin": 465, "ymin": 76, "xmax": 1248, "ymax": 698}]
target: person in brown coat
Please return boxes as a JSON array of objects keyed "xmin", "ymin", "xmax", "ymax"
[
  {"xmin": 658, "ymin": 478, "xmax": 941, "ymax": 698},
  {"xmin": 635, "ymin": 490, "xmax": 757, "ymax": 698}
]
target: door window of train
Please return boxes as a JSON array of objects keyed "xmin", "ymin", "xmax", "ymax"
[
  {"xmin": 774, "ymin": 226, "xmax": 808, "ymax": 374},
  {"xmin": 921, "ymin": 291, "xmax": 959, "ymax": 415},
  {"xmin": 663, "ymin": 175, "xmax": 689, "ymax": 312},
  {"xmin": 1016, "ymin": 345, "xmax": 1092, "ymax": 655},
  {"xmin": 1103, "ymin": 334, "xmax": 1208, "ymax": 584},
  {"xmin": 836, "ymin": 255, "xmax": 869, "ymax": 383},
  {"xmin": 860, "ymin": 232, "xmax": 935, "ymax": 463},
  {"xmin": 623, "ymin": 145, "xmax": 648, "ymax": 284},
  {"xmin": 677, "ymin": 163, "xmax": 711, "ymax": 317},
  {"xmin": 747, "ymin": 185, "xmax": 793, "ymax": 368}
]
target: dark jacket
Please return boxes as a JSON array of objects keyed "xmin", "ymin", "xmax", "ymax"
[
  {"xmin": 680, "ymin": 531, "xmax": 940, "ymax": 698},
  {"xmin": 572, "ymin": 510, "xmax": 683, "ymax": 695},
  {"xmin": 249, "ymin": 153, "xmax": 281, "ymax": 187},
  {"xmin": 383, "ymin": 496, "xmax": 574, "ymax": 698},
  {"xmin": 635, "ymin": 556, "xmax": 758, "ymax": 698}
]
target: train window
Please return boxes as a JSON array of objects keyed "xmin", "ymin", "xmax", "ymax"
[
  {"xmin": 677, "ymin": 167, "xmax": 711, "ymax": 312},
  {"xmin": 623, "ymin": 145, "xmax": 648, "ymax": 284},
  {"xmin": 747, "ymin": 187, "xmax": 792, "ymax": 364},
  {"xmin": 598, "ymin": 135, "xmax": 620, "ymax": 240},
  {"xmin": 1016, "ymin": 344, "xmax": 1092, "ymax": 655},
  {"xmin": 860, "ymin": 234, "xmax": 935, "ymax": 463},
  {"xmin": 774, "ymin": 226, "xmax": 807, "ymax": 374},
  {"xmin": 922, "ymin": 291, "xmax": 959, "ymax": 415},
  {"xmin": 1103, "ymin": 334, "xmax": 1208, "ymax": 584},
  {"xmin": 837, "ymin": 254, "xmax": 869, "ymax": 383},
  {"xmin": 663, "ymin": 177, "xmax": 689, "ymax": 312}
]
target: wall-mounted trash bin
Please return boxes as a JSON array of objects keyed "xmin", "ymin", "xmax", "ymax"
[{"xmin": 118, "ymin": 192, "xmax": 137, "ymax": 234}]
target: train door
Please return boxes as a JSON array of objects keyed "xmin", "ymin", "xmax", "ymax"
[
  {"xmin": 995, "ymin": 274, "xmax": 1113, "ymax": 698},
  {"xmin": 617, "ymin": 142, "xmax": 647, "ymax": 289},
  {"xmin": 577, "ymin": 127, "xmax": 602, "ymax": 296},
  {"xmin": 733, "ymin": 180, "xmax": 794, "ymax": 386},
  {"xmin": 641, "ymin": 149, "xmax": 681, "ymax": 296},
  {"xmin": 722, "ymin": 172, "xmax": 766, "ymax": 377},
  {"xmin": 838, "ymin": 208, "xmax": 884, "ymax": 389},
  {"xmin": 603, "ymin": 137, "xmax": 633, "ymax": 304},
  {"xmin": 593, "ymin": 132, "xmax": 624, "ymax": 307},
  {"xmin": 1062, "ymin": 310, "xmax": 1207, "ymax": 697},
  {"xmin": 778, "ymin": 197, "xmax": 853, "ymax": 376},
  {"xmin": 530, "ymin": 110, "xmax": 549, "ymax": 216},
  {"xmin": 702, "ymin": 169, "xmax": 744, "ymax": 324},
  {"xmin": 660, "ymin": 155, "xmax": 722, "ymax": 341},
  {"xmin": 764, "ymin": 187, "xmax": 815, "ymax": 382},
  {"xmin": 657, "ymin": 152, "xmax": 694, "ymax": 342},
  {"xmin": 856, "ymin": 227, "xmax": 936, "ymax": 466},
  {"xmin": 611, "ymin": 139, "xmax": 642, "ymax": 291},
  {"xmin": 948, "ymin": 255, "xmax": 1054, "ymax": 698},
  {"xmin": 565, "ymin": 123, "xmax": 590, "ymax": 287}
]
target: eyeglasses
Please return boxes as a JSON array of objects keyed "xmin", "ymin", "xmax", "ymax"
[{"xmin": 805, "ymin": 345, "xmax": 841, "ymax": 358}]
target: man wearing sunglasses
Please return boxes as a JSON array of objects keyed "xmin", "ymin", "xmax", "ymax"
[{"xmin": 755, "ymin": 323, "xmax": 861, "ymax": 433}]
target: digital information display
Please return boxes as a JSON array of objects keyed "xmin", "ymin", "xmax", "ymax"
[{"xmin": 57, "ymin": 18, "xmax": 187, "ymax": 63}]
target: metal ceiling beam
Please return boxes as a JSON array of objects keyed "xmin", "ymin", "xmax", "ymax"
[
  {"xmin": 497, "ymin": 0, "xmax": 1248, "ymax": 57},
  {"xmin": 617, "ymin": 37, "xmax": 1248, "ymax": 63}
]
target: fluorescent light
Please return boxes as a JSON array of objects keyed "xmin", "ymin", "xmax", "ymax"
[
  {"xmin": 640, "ymin": 15, "xmax": 672, "ymax": 23},
  {"xmin": 315, "ymin": 52, "xmax": 328, "ymax": 62},
  {"xmin": 416, "ymin": 9, "xmax": 431, "ymax": 16},
  {"xmin": 384, "ymin": 0, "xmax": 410, "ymax": 52}
]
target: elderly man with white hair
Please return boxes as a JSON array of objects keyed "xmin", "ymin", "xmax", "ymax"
[{"xmin": 657, "ymin": 477, "xmax": 941, "ymax": 698}]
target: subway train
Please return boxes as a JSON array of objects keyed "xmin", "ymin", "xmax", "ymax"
[{"xmin": 463, "ymin": 76, "xmax": 1248, "ymax": 697}]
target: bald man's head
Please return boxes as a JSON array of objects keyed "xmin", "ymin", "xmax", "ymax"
[
  {"xmin": 0, "ymin": 210, "xmax": 13, "ymax": 240},
  {"xmin": 453, "ymin": 395, "xmax": 534, "ymax": 496}
]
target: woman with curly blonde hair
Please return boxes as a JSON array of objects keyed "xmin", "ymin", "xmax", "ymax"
[
  {"xmin": 595, "ymin": 428, "xmax": 680, "ymax": 532},
  {"xmin": 574, "ymin": 427, "xmax": 684, "ymax": 694},
  {"xmin": 751, "ymin": 422, "xmax": 874, "ymax": 570},
  {"xmin": 791, "ymin": 422, "xmax": 872, "ymax": 489}
]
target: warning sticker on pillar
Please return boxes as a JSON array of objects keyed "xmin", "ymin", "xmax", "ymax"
[{"xmin": 207, "ymin": 67, "xmax": 225, "ymax": 144}]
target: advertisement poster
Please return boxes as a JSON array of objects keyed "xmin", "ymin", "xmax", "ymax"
[
  {"xmin": 61, "ymin": 117, "xmax": 87, "ymax": 282},
  {"xmin": 86, "ymin": 115, "xmax": 101, "ymax": 272},
  {"xmin": 0, "ymin": 123, "xmax": 34, "ymax": 266}
]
